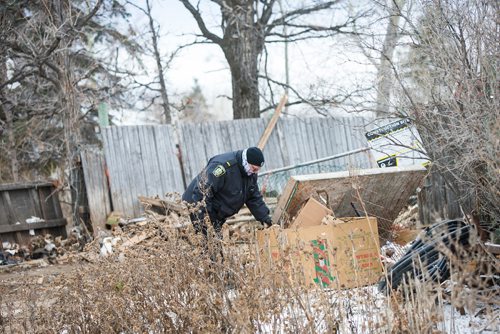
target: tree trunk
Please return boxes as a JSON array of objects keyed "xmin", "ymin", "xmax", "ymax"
[
  {"xmin": 226, "ymin": 48, "xmax": 260, "ymax": 119},
  {"xmin": 376, "ymin": 0, "xmax": 405, "ymax": 118},
  {"xmin": 146, "ymin": 0, "xmax": 171, "ymax": 124},
  {"xmin": 221, "ymin": 1, "xmax": 263, "ymax": 119},
  {"xmin": 0, "ymin": 57, "xmax": 19, "ymax": 181}
]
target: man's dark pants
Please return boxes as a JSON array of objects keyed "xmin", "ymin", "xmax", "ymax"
[{"xmin": 189, "ymin": 213, "xmax": 225, "ymax": 263}]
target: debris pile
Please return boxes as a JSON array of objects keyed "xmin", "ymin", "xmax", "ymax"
[
  {"xmin": 138, "ymin": 193, "xmax": 277, "ymax": 243},
  {"xmin": 0, "ymin": 226, "xmax": 88, "ymax": 268},
  {"xmin": 391, "ymin": 203, "xmax": 422, "ymax": 245}
]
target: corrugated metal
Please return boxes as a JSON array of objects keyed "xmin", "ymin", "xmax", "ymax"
[{"xmin": 101, "ymin": 116, "xmax": 374, "ymax": 217}]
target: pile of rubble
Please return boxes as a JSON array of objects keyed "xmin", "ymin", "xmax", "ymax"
[
  {"xmin": 0, "ymin": 226, "xmax": 88, "ymax": 268},
  {"xmin": 138, "ymin": 194, "xmax": 277, "ymax": 243}
]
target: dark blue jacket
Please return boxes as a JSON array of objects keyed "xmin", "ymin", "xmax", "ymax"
[{"xmin": 182, "ymin": 150, "xmax": 270, "ymax": 223}]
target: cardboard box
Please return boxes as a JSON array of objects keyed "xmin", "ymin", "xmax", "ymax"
[
  {"xmin": 289, "ymin": 197, "xmax": 333, "ymax": 229},
  {"xmin": 256, "ymin": 217, "xmax": 382, "ymax": 289}
]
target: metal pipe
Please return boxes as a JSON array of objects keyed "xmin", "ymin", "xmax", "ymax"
[{"xmin": 260, "ymin": 147, "xmax": 371, "ymax": 176}]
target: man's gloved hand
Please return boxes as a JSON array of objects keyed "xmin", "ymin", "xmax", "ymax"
[{"xmin": 262, "ymin": 216, "xmax": 273, "ymax": 228}]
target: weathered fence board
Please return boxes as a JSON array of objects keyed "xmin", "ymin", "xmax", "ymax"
[
  {"xmin": 418, "ymin": 171, "xmax": 463, "ymax": 226},
  {"xmin": 101, "ymin": 125, "xmax": 184, "ymax": 218},
  {"xmin": 81, "ymin": 147, "xmax": 111, "ymax": 232}
]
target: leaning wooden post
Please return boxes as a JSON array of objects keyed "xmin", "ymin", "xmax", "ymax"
[
  {"xmin": 257, "ymin": 95, "xmax": 287, "ymax": 197},
  {"xmin": 257, "ymin": 94, "xmax": 287, "ymax": 150}
]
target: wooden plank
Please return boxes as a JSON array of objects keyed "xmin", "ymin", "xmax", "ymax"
[
  {"xmin": 276, "ymin": 120, "xmax": 290, "ymax": 167},
  {"xmin": 263, "ymin": 118, "xmax": 284, "ymax": 171},
  {"xmin": 154, "ymin": 126, "xmax": 176, "ymax": 194},
  {"xmin": 1, "ymin": 191, "xmax": 16, "ymax": 224},
  {"xmin": 225, "ymin": 120, "xmax": 240, "ymax": 152},
  {"xmin": 294, "ymin": 119, "xmax": 308, "ymax": 171},
  {"xmin": 35, "ymin": 187, "xmax": 49, "ymax": 220},
  {"xmin": 81, "ymin": 147, "xmax": 111, "ymax": 232},
  {"xmin": 310, "ymin": 119, "xmax": 325, "ymax": 172},
  {"xmin": 215, "ymin": 121, "xmax": 226, "ymax": 153},
  {"xmin": 37, "ymin": 186, "xmax": 60, "ymax": 220},
  {"xmin": 203, "ymin": 121, "xmax": 218, "ymax": 159},
  {"xmin": 185, "ymin": 122, "xmax": 206, "ymax": 182},
  {"xmin": 0, "ymin": 218, "xmax": 66, "ymax": 234},
  {"xmin": 121, "ymin": 126, "xmax": 137, "ymax": 216},
  {"xmin": 168, "ymin": 126, "xmax": 186, "ymax": 192},
  {"xmin": 127, "ymin": 126, "xmax": 146, "ymax": 217},
  {"xmin": 339, "ymin": 117, "xmax": 353, "ymax": 168},
  {"xmin": 110, "ymin": 126, "xmax": 128, "ymax": 215},
  {"xmin": 178, "ymin": 123, "xmax": 192, "ymax": 183},
  {"xmin": 322, "ymin": 118, "xmax": 337, "ymax": 168},
  {"xmin": 0, "ymin": 193, "xmax": 10, "ymax": 223},
  {"xmin": 0, "ymin": 182, "xmax": 52, "ymax": 192},
  {"xmin": 324, "ymin": 118, "xmax": 342, "ymax": 169},
  {"xmin": 139, "ymin": 125, "xmax": 162, "ymax": 196},
  {"xmin": 103, "ymin": 126, "xmax": 125, "ymax": 214},
  {"xmin": 257, "ymin": 94, "xmax": 287, "ymax": 150},
  {"xmin": 246, "ymin": 119, "xmax": 257, "ymax": 147},
  {"xmin": 304, "ymin": 119, "xmax": 319, "ymax": 173},
  {"xmin": 271, "ymin": 177, "xmax": 299, "ymax": 225},
  {"xmin": 352, "ymin": 117, "xmax": 371, "ymax": 168},
  {"xmin": 282, "ymin": 119, "xmax": 298, "ymax": 171}
]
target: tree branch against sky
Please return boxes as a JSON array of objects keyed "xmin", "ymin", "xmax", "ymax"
[
  {"xmin": 126, "ymin": 0, "xmax": 174, "ymax": 123},
  {"xmin": 178, "ymin": 0, "xmax": 370, "ymax": 119}
]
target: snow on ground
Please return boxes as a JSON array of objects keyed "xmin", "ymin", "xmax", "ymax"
[{"xmin": 254, "ymin": 284, "xmax": 499, "ymax": 334}]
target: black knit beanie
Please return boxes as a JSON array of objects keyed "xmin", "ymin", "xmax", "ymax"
[{"xmin": 246, "ymin": 147, "xmax": 265, "ymax": 167}]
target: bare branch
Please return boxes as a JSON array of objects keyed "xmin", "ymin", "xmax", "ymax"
[{"xmin": 179, "ymin": 0, "xmax": 222, "ymax": 44}]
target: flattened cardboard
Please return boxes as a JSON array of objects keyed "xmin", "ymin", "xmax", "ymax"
[{"xmin": 289, "ymin": 197, "xmax": 333, "ymax": 229}]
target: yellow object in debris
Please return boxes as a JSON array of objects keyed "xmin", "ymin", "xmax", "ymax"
[{"xmin": 106, "ymin": 212, "xmax": 123, "ymax": 227}]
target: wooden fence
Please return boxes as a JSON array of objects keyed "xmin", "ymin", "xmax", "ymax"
[
  {"xmin": 97, "ymin": 116, "xmax": 374, "ymax": 218},
  {"xmin": 418, "ymin": 170, "xmax": 463, "ymax": 226},
  {"xmin": 101, "ymin": 125, "xmax": 183, "ymax": 217}
]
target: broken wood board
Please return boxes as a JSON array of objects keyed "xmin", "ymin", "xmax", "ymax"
[
  {"xmin": 138, "ymin": 196, "xmax": 188, "ymax": 215},
  {"xmin": 257, "ymin": 94, "xmax": 287, "ymax": 150},
  {"xmin": 271, "ymin": 166, "xmax": 427, "ymax": 242},
  {"xmin": 119, "ymin": 231, "xmax": 154, "ymax": 250}
]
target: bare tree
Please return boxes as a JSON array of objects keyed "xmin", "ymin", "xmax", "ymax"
[
  {"xmin": 0, "ymin": 1, "xmax": 138, "ymax": 180},
  {"xmin": 0, "ymin": 1, "xmax": 141, "ymax": 227},
  {"xmin": 389, "ymin": 0, "xmax": 499, "ymax": 231},
  {"xmin": 179, "ymin": 0, "xmax": 367, "ymax": 119},
  {"xmin": 127, "ymin": 0, "xmax": 174, "ymax": 123},
  {"xmin": 375, "ymin": 0, "xmax": 406, "ymax": 117}
]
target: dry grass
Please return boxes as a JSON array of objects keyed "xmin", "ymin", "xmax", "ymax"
[{"xmin": 0, "ymin": 216, "xmax": 498, "ymax": 333}]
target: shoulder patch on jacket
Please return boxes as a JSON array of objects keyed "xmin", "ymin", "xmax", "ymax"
[{"xmin": 212, "ymin": 165, "xmax": 226, "ymax": 177}]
